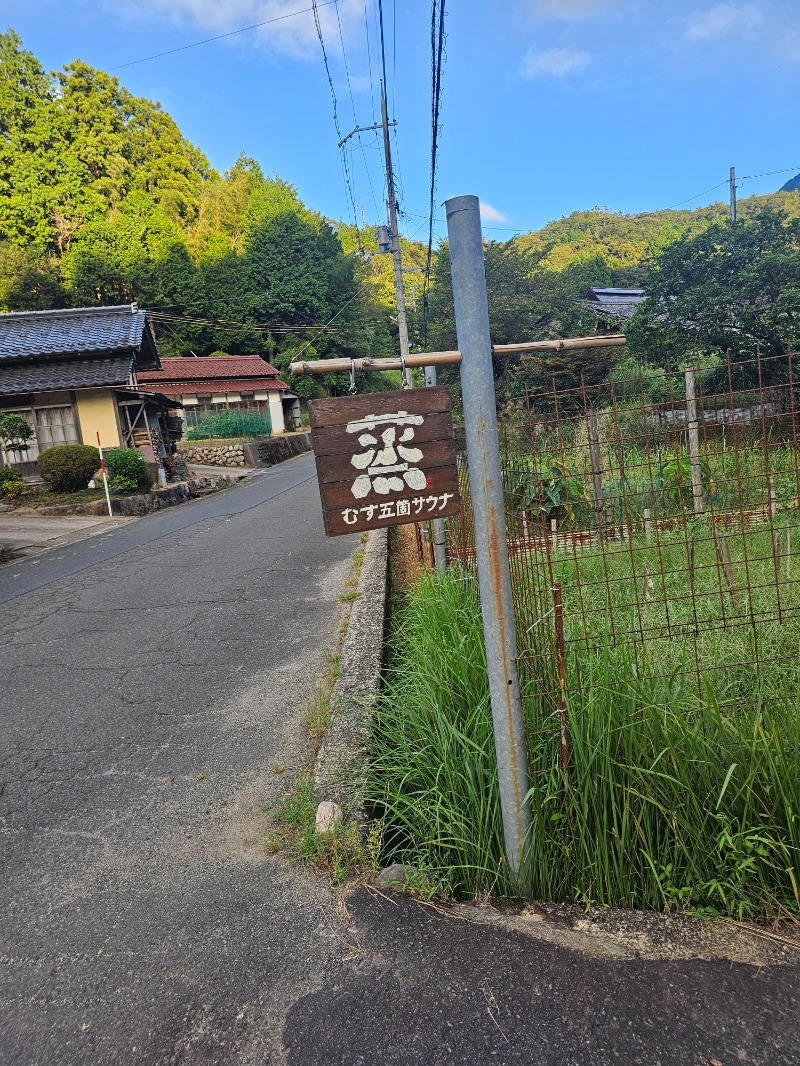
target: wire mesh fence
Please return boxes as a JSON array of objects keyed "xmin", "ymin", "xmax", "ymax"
[
  {"xmin": 182, "ymin": 404, "xmax": 272, "ymax": 440},
  {"xmin": 449, "ymin": 350, "xmax": 800, "ymax": 753}
]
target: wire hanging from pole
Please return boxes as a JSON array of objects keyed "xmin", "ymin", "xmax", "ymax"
[
  {"xmin": 423, "ymin": 0, "xmax": 446, "ymax": 349},
  {"xmin": 311, "ymin": 0, "xmax": 363, "ymax": 253}
]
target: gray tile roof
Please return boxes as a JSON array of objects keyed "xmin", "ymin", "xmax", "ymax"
[
  {"xmin": 0, "ymin": 355, "xmax": 135, "ymax": 395},
  {"xmin": 584, "ymin": 287, "xmax": 645, "ymax": 322},
  {"xmin": 0, "ymin": 305, "xmax": 152, "ymax": 361}
]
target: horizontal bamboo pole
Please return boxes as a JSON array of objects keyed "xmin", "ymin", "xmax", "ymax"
[
  {"xmin": 289, "ymin": 334, "xmax": 626, "ymax": 375},
  {"xmin": 511, "ymin": 334, "xmax": 627, "ymax": 356},
  {"xmin": 290, "ymin": 352, "xmax": 462, "ymax": 375}
]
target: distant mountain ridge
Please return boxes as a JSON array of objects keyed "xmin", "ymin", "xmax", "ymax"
[
  {"xmin": 511, "ymin": 189, "xmax": 800, "ymax": 287},
  {"xmin": 781, "ymin": 174, "xmax": 800, "ymax": 193}
]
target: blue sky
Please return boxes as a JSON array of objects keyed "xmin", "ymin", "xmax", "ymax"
[{"xmin": 5, "ymin": 0, "xmax": 800, "ymax": 242}]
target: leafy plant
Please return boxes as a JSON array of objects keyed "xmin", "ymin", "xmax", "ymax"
[
  {"xmin": 658, "ymin": 452, "xmax": 713, "ymax": 509},
  {"xmin": 513, "ymin": 462, "xmax": 591, "ymax": 526},
  {"xmin": 185, "ymin": 409, "xmax": 271, "ymax": 440},
  {"xmin": 0, "ymin": 472, "xmax": 26, "ymax": 500},
  {"xmin": 38, "ymin": 444, "xmax": 99, "ymax": 492},
  {"xmin": 0, "ymin": 413, "xmax": 34, "ymax": 457},
  {"xmin": 105, "ymin": 448, "xmax": 153, "ymax": 492}
]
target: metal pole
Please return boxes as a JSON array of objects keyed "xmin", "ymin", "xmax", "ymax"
[
  {"xmin": 422, "ymin": 361, "xmax": 448, "ymax": 572},
  {"xmin": 445, "ymin": 194, "xmax": 531, "ymax": 883},
  {"xmin": 730, "ymin": 166, "xmax": 737, "ymax": 224},
  {"xmin": 380, "ymin": 81, "xmax": 410, "ymax": 362}
]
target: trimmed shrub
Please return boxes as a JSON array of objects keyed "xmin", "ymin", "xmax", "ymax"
[
  {"xmin": 38, "ymin": 444, "xmax": 100, "ymax": 492},
  {"xmin": 105, "ymin": 448, "xmax": 154, "ymax": 492}
]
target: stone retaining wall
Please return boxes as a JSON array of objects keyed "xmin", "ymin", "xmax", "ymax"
[
  {"xmin": 179, "ymin": 444, "xmax": 246, "ymax": 467},
  {"xmin": 242, "ymin": 432, "xmax": 312, "ymax": 467}
]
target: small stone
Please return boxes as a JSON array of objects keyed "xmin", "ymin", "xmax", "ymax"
[
  {"xmin": 315, "ymin": 800, "xmax": 343, "ymax": 835},
  {"xmin": 374, "ymin": 864, "xmax": 423, "ymax": 891}
]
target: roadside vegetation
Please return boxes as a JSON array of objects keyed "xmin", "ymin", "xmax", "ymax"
[
  {"xmin": 264, "ymin": 534, "xmax": 382, "ymax": 885},
  {"xmin": 367, "ymin": 566, "xmax": 800, "ymax": 920}
]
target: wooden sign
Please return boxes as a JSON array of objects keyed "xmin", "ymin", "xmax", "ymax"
[{"xmin": 309, "ymin": 386, "xmax": 462, "ymax": 536}]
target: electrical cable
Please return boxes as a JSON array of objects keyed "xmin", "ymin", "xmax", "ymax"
[
  {"xmin": 665, "ymin": 181, "xmax": 729, "ymax": 211},
  {"xmin": 310, "ymin": 0, "xmax": 362, "ymax": 250},
  {"xmin": 290, "ymin": 282, "xmax": 374, "ymax": 362},
  {"xmin": 110, "ymin": 1, "xmax": 337, "ymax": 69},
  {"xmin": 423, "ymin": 0, "xmax": 446, "ymax": 348}
]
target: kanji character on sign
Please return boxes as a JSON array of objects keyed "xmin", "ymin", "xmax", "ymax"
[{"xmin": 346, "ymin": 409, "xmax": 427, "ymax": 498}]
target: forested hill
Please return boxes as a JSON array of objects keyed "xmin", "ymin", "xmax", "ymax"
[
  {"xmin": 0, "ymin": 29, "xmax": 409, "ymax": 395},
  {"xmin": 3, "ymin": 27, "xmax": 799, "ymax": 392},
  {"xmin": 513, "ymin": 191, "xmax": 800, "ymax": 286}
]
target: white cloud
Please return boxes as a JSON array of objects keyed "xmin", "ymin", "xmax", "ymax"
[
  {"xmin": 523, "ymin": 47, "xmax": 590, "ymax": 77},
  {"xmin": 115, "ymin": 0, "xmax": 364, "ymax": 59},
  {"xmin": 479, "ymin": 202, "xmax": 509, "ymax": 224},
  {"xmin": 530, "ymin": 0, "xmax": 618, "ymax": 17},
  {"xmin": 685, "ymin": 4, "xmax": 764, "ymax": 43}
]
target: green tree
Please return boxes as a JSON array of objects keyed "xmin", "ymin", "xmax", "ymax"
[
  {"xmin": 627, "ymin": 208, "xmax": 800, "ymax": 386},
  {"xmin": 0, "ymin": 241, "xmax": 67, "ymax": 309}
]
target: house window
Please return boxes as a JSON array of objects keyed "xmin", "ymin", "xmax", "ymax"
[{"xmin": 35, "ymin": 405, "xmax": 80, "ymax": 448}]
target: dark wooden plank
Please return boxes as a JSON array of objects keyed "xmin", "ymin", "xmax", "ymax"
[
  {"xmin": 309, "ymin": 386, "xmax": 451, "ymax": 429},
  {"xmin": 312, "ymin": 411, "xmax": 455, "ymax": 457},
  {"xmin": 322, "ymin": 484, "xmax": 462, "ymax": 536},
  {"xmin": 316, "ymin": 437, "xmax": 457, "ymax": 485},
  {"xmin": 319, "ymin": 463, "xmax": 460, "ymax": 510}
]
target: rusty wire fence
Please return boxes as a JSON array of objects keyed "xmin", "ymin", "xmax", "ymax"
[{"xmin": 449, "ymin": 350, "xmax": 800, "ymax": 759}]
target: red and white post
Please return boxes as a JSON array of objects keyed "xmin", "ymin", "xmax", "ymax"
[{"xmin": 96, "ymin": 432, "xmax": 114, "ymax": 517}]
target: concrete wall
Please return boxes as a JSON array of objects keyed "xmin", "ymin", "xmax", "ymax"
[
  {"xmin": 242, "ymin": 432, "xmax": 312, "ymax": 467},
  {"xmin": 75, "ymin": 390, "xmax": 122, "ymax": 450}
]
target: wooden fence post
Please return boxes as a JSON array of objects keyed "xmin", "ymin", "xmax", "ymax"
[
  {"xmin": 684, "ymin": 367, "xmax": 705, "ymax": 515},
  {"xmin": 587, "ymin": 408, "xmax": 605, "ymax": 541}
]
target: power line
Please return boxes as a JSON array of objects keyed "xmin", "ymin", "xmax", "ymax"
[
  {"xmin": 741, "ymin": 166, "xmax": 800, "ymax": 181},
  {"xmin": 110, "ymin": 1, "xmax": 337, "ymax": 69},
  {"xmin": 310, "ymin": 0, "xmax": 361, "ymax": 245},
  {"xmin": 290, "ymin": 281, "xmax": 373, "ymax": 361},
  {"xmin": 147, "ymin": 311, "xmax": 366, "ymax": 334},
  {"xmin": 665, "ymin": 181, "xmax": 729, "ymax": 211},
  {"xmin": 364, "ymin": 1, "xmax": 377, "ymax": 124},
  {"xmin": 423, "ymin": 0, "xmax": 446, "ymax": 347}
]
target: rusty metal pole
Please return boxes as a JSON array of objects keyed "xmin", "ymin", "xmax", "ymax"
[{"xmin": 445, "ymin": 194, "xmax": 532, "ymax": 883}]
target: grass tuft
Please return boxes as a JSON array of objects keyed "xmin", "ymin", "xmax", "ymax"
[{"xmin": 366, "ymin": 568, "xmax": 800, "ymax": 919}]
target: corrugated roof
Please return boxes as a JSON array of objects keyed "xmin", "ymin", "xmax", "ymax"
[
  {"xmin": 138, "ymin": 356, "xmax": 282, "ymax": 384},
  {"xmin": 0, "ymin": 355, "xmax": 135, "ymax": 395},
  {"xmin": 141, "ymin": 377, "xmax": 289, "ymax": 396},
  {"xmin": 0, "ymin": 305, "xmax": 154, "ymax": 362}
]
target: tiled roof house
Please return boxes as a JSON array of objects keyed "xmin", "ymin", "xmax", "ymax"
[
  {"xmin": 0, "ymin": 304, "xmax": 179, "ymax": 477},
  {"xmin": 584, "ymin": 287, "xmax": 645, "ymax": 327},
  {"xmin": 138, "ymin": 356, "xmax": 298, "ymax": 434}
]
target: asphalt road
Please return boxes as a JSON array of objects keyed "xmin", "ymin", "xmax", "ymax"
[
  {"xmin": 2, "ymin": 451, "xmax": 799, "ymax": 1065},
  {"xmin": 1, "ymin": 454, "xmax": 360, "ymax": 1064}
]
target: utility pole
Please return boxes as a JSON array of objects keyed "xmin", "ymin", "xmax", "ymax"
[
  {"xmin": 380, "ymin": 80, "xmax": 410, "ymax": 362},
  {"xmin": 380, "ymin": 79, "xmax": 447, "ymax": 571},
  {"xmin": 445, "ymin": 193, "xmax": 532, "ymax": 884},
  {"xmin": 730, "ymin": 166, "xmax": 737, "ymax": 223}
]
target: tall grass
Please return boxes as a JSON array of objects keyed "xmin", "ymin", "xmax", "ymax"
[{"xmin": 367, "ymin": 569, "xmax": 800, "ymax": 918}]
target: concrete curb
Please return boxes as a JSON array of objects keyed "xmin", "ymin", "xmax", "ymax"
[{"xmin": 312, "ymin": 527, "xmax": 389, "ymax": 816}]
